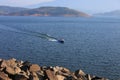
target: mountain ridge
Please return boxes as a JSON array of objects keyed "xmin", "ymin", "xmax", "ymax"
[
  {"xmin": 0, "ymin": 6, "xmax": 28, "ymax": 15},
  {"xmin": 94, "ymin": 10, "xmax": 120, "ymax": 16}
]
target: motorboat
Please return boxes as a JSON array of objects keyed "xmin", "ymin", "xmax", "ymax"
[{"xmin": 57, "ymin": 39, "xmax": 64, "ymax": 43}]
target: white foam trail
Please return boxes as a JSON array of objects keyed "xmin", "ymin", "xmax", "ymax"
[{"xmin": 48, "ymin": 38, "xmax": 57, "ymax": 42}]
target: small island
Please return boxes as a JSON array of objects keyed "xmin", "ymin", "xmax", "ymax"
[{"xmin": 0, "ymin": 6, "xmax": 90, "ymax": 17}]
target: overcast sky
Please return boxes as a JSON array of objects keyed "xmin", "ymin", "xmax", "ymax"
[{"xmin": 0, "ymin": 0, "xmax": 120, "ymax": 14}]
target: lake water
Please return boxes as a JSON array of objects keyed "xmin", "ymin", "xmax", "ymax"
[{"xmin": 0, "ymin": 16, "xmax": 120, "ymax": 80}]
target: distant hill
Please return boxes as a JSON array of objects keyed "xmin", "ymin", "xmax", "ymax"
[
  {"xmin": 0, "ymin": 6, "xmax": 90, "ymax": 17},
  {"xmin": 95, "ymin": 10, "xmax": 120, "ymax": 17},
  {"xmin": 0, "ymin": 6, "xmax": 28, "ymax": 15}
]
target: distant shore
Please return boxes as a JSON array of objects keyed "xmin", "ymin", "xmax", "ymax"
[{"xmin": 0, "ymin": 58, "xmax": 108, "ymax": 80}]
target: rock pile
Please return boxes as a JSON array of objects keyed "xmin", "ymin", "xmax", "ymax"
[{"xmin": 0, "ymin": 58, "xmax": 109, "ymax": 80}]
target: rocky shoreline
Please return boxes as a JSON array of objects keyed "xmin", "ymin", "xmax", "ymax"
[{"xmin": 0, "ymin": 58, "xmax": 109, "ymax": 80}]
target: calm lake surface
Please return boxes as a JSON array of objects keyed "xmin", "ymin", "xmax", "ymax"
[{"xmin": 0, "ymin": 16, "xmax": 120, "ymax": 80}]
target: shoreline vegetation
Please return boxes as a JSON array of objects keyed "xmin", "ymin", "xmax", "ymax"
[{"xmin": 0, "ymin": 58, "xmax": 108, "ymax": 80}]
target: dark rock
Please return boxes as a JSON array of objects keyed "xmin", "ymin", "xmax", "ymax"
[
  {"xmin": 75, "ymin": 69, "xmax": 86, "ymax": 77},
  {"xmin": 21, "ymin": 65, "xmax": 28, "ymax": 72},
  {"xmin": 22, "ymin": 61, "xmax": 31, "ymax": 67},
  {"xmin": 85, "ymin": 74, "xmax": 91, "ymax": 80},
  {"xmin": 20, "ymin": 61, "xmax": 31, "ymax": 72},
  {"xmin": 36, "ymin": 71, "xmax": 44, "ymax": 80},
  {"xmin": 74, "ymin": 70, "xmax": 87, "ymax": 80},
  {"xmin": 92, "ymin": 76, "xmax": 109, "ymax": 80},
  {"xmin": 14, "ymin": 74, "xmax": 28, "ymax": 80},
  {"xmin": 66, "ymin": 76, "xmax": 77, "ymax": 80}
]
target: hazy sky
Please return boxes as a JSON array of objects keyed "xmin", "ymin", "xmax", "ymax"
[{"xmin": 0, "ymin": 0, "xmax": 120, "ymax": 14}]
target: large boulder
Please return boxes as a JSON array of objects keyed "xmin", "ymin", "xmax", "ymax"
[
  {"xmin": 0, "ymin": 58, "xmax": 21, "ymax": 75},
  {"xmin": 0, "ymin": 71, "xmax": 11, "ymax": 80},
  {"xmin": 29, "ymin": 64, "xmax": 41, "ymax": 72},
  {"xmin": 0, "ymin": 59, "xmax": 16, "ymax": 68},
  {"xmin": 45, "ymin": 69, "xmax": 58, "ymax": 80},
  {"xmin": 56, "ymin": 75, "xmax": 65, "ymax": 80},
  {"xmin": 6, "ymin": 66, "xmax": 21, "ymax": 75}
]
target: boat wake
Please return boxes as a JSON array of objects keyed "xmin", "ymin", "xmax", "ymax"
[
  {"xmin": 48, "ymin": 38, "xmax": 57, "ymax": 42},
  {"xmin": 0, "ymin": 24, "xmax": 64, "ymax": 43}
]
